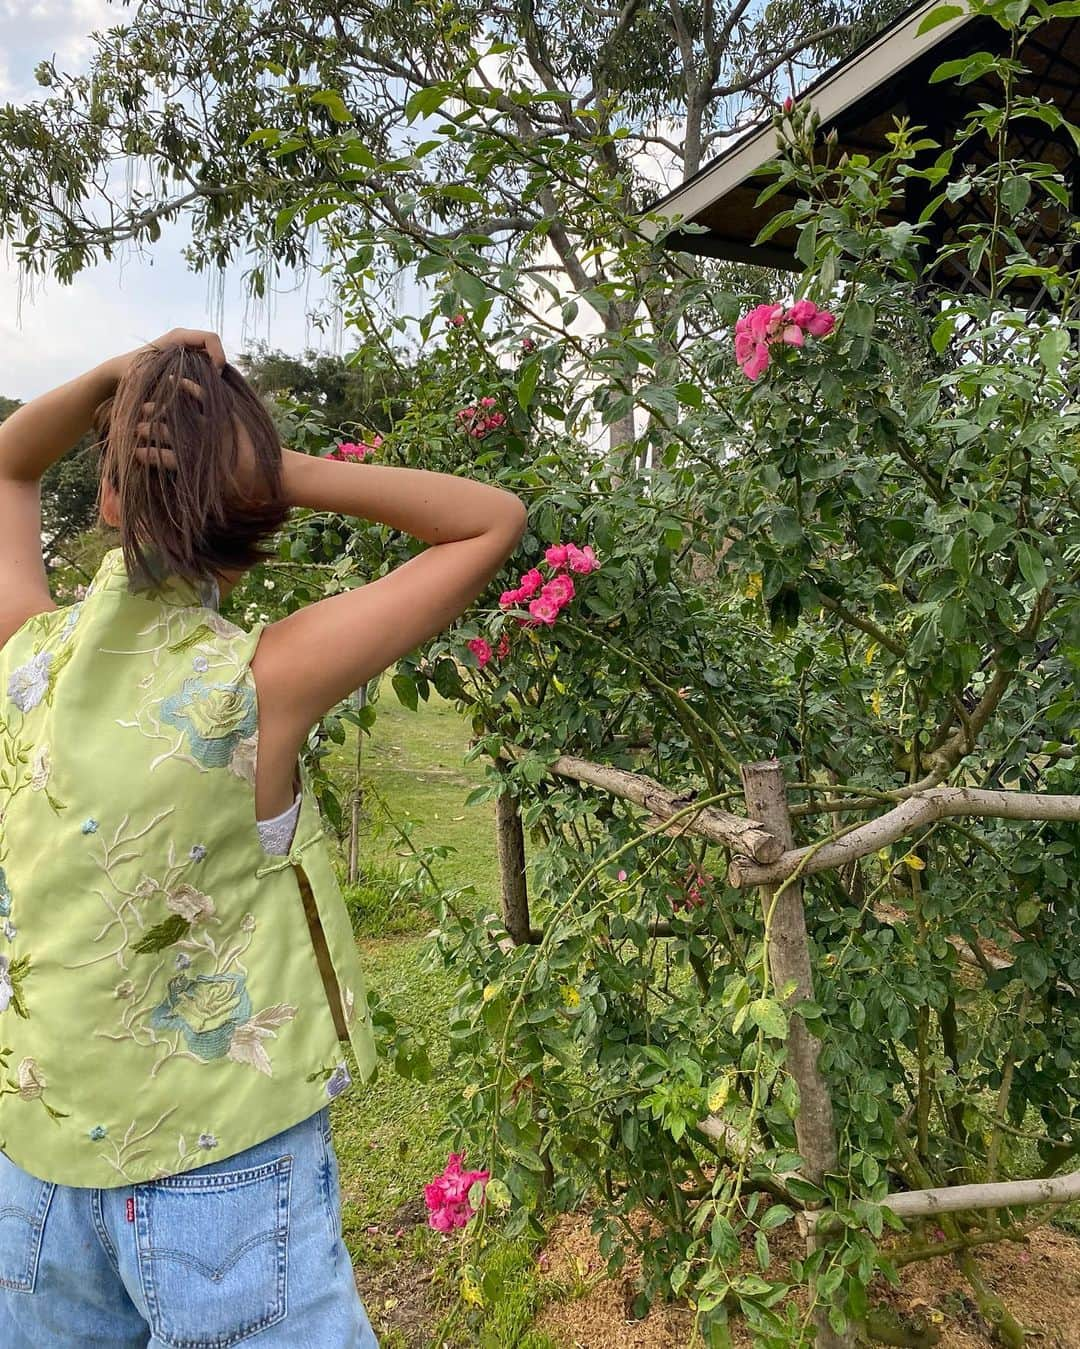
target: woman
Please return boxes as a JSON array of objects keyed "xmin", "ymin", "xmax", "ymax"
[{"xmin": 0, "ymin": 327, "xmax": 526, "ymax": 1347}]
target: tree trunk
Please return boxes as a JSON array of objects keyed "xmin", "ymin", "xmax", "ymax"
[
  {"xmin": 496, "ymin": 787, "xmax": 532, "ymax": 944},
  {"xmin": 740, "ymin": 758, "xmax": 851, "ymax": 1349}
]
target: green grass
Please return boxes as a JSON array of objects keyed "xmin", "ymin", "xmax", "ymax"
[{"xmin": 326, "ymin": 680, "xmax": 501, "ymax": 915}]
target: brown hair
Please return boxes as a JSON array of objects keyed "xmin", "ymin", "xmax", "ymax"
[{"xmin": 92, "ymin": 345, "xmax": 291, "ymax": 591}]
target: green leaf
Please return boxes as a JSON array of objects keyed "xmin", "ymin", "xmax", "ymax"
[
  {"xmin": 391, "ymin": 672, "xmax": 418, "ymax": 712},
  {"xmin": 310, "ymin": 89, "xmax": 353, "ymax": 123},
  {"xmin": 1038, "ymin": 326, "xmax": 1069, "ymax": 375},
  {"xmin": 1015, "ymin": 899, "xmax": 1041, "ymax": 928},
  {"xmin": 132, "ymin": 914, "xmax": 191, "ymax": 955},
  {"xmin": 1016, "ymin": 539, "xmax": 1048, "ymax": 592},
  {"xmin": 1001, "ymin": 175, "xmax": 1032, "ymax": 218},
  {"xmin": 747, "ymin": 998, "xmax": 788, "ymax": 1039},
  {"xmin": 453, "ymin": 271, "xmax": 489, "ymax": 308},
  {"xmin": 517, "ymin": 357, "xmax": 540, "ymax": 410},
  {"xmin": 916, "ymin": 3, "xmax": 965, "ymax": 34}
]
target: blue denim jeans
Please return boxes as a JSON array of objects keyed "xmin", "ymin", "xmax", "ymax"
[{"xmin": 0, "ymin": 1106, "xmax": 379, "ymax": 1348}]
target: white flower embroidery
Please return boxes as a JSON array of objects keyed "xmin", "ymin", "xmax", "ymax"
[
  {"xmin": 165, "ymin": 884, "xmax": 216, "ymax": 925},
  {"xmin": 3, "ymin": 920, "xmax": 16, "ymax": 942},
  {"xmin": 8, "ymin": 651, "xmax": 53, "ymax": 712},
  {"xmin": 16, "ymin": 1057, "xmax": 45, "ymax": 1100},
  {"xmin": 228, "ymin": 733, "xmax": 258, "ymax": 787},
  {"xmin": 29, "ymin": 745, "xmax": 50, "ymax": 791},
  {"xmin": 240, "ymin": 912, "xmax": 256, "ymax": 932},
  {"xmin": 226, "ymin": 1003, "xmax": 298, "ymax": 1077},
  {"xmin": 0, "ymin": 955, "xmax": 11, "ymax": 1012}
]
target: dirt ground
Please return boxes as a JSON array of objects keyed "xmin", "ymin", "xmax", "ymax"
[{"xmin": 532, "ymin": 1213, "xmax": 1080, "ymax": 1348}]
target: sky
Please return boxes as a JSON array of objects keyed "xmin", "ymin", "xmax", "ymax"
[{"xmin": 0, "ymin": 0, "xmax": 379, "ymax": 401}]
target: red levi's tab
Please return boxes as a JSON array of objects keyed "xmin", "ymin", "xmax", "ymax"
[{"xmin": 126, "ymin": 1197, "xmax": 135, "ymax": 1223}]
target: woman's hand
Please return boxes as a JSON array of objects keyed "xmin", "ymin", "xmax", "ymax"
[
  {"xmin": 107, "ymin": 328, "xmax": 228, "ymax": 388},
  {"xmin": 135, "ymin": 377, "xmax": 262, "ymax": 500}
]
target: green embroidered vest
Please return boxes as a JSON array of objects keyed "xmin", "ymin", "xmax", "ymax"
[{"xmin": 0, "ymin": 546, "xmax": 376, "ymax": 1187}]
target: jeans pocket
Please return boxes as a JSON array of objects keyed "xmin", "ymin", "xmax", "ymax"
[
  {"xmin": 135, "ymin": 1154, "xmax": 292, "ymax": 1349},
  {"xmin": 0, "ymin": 1152, "xmax": 54, "ymax": 1294}
]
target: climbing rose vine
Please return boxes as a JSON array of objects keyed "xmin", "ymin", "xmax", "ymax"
[{"xmin": 327, "ymin": 436, "xmax": 382, "ymax": 462}]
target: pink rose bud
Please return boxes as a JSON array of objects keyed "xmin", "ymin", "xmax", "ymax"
[
  {"xmin": 479, "ymin": 396, "xmax": 497, "ymax": 407},
  {"xmin": 617, "ymin": 869, "xmax": 627, "ymax": 881},
  {"xmin": 783, "ymin": 95, "xmax": 794, "ymax": 113},
  {"xmin": 522, "ymin": 337, "xmax": 536, "ymax": 351},
  {"xmin": 450, "ymin": 313, "xmax": 465, "ymax": 327},
  {"xmin": 806, "ymin": 310, "xmax": 836, "ymax": 337}
]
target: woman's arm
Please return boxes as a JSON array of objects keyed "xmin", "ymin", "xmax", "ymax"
[
  {"xmin": 251, "ymin": 453, "xmax": 527, "ymax": 748},
  {"xmin": 0, "ymin": 331, "xmax": 226, "ymax": 646},
  {"xmin": 0, "ymin": 356, "xmax": 130, "ymax": 644}
]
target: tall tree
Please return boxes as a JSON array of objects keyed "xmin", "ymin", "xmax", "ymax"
[{"xmin": 0, "ymin": 0, "xmax": 903, "ymax": 458}]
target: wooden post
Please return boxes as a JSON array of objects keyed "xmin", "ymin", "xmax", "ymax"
[
  {"xmin": 347, "ymin": 684, "xmax": 367, "ymax": 886},
  {"xmin": 496, "ymin": 787, "xmax": 532, "ymax": 944},
  {"xmin": 740, "ymin": 759, "xmax": 851, "ymax": 1349}
]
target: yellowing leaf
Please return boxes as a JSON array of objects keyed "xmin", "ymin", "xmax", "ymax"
[
  {"xmin": 744, "ymin": 572, "xmax": 763, "ymax": 598},
  {"xmin": 560, "ymin": 984, "xmax": 581, "ymax": 1008},
  {"xmin": 870, "ymin": 689, "xmax": 883, "ymax": 717},
  {"xmin": 903, "ymin": 853, "xmax": 925, "ymax": 871},
  {"xmin": 707, "ymin": 1073, "xmax": 732, "ymax": 1112},
  {"xmin": 482, "ymin": 983, "xmax": 500, "ymax": 1003},
  {"xmin": 552, "ymin": 675, "xmax": 567, "ymax": 694},
  {"xmin": 460, "ymin": 1267, "xmax": 484, "ymax": 1308},
  {"xmin": 864, "ymin": 642, "xmax": 879, "ymax": 666}
]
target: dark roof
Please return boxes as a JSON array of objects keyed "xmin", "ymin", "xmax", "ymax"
[{"xmin": 639, "ymin": 0, "xmax": 1080, "ymax": 294}]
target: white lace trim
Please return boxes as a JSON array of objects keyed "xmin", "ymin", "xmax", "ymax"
[{"xmin": 256, "ymin": 790, "xmax": 302, "ymax": 855}]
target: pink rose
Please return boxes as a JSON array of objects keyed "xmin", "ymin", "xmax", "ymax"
[
  {"xmin": 786, "ymin": 299, "xmax": 817, "ymax": 327},
  {"xmin": 518, "ymin": 568, "xmax": 544, "ymax": 598},
  {"xmin": 496, "ymin": 633, "xmax": 511, "ymax": 659},
  {"xmin": 528, "ymin": 595, "xmax": 560, "ymax": 625},
  {"xmin": 479, "ymin": 396, "xmax": 497, "ymax": 407},
  {"xmin": 806, "ymin": 309, "xmax": 836, "ymax": 337},
  {"xmin": 522, "ymin": 337, "xmax": 536, "ymax": 351},
  {"xmin": 546, "ymin": 572, "xmax": 575, "ymax": 605},
  {"xmin": 545, "ymin": 544, "xmax": 570, "ymax": 568},
  {"xmin": 450, "ymin": 314, "xmax": 465, "ymax": 327},
  {"xmin": 566, "ymin": 545, "xmax": 599, "ymax": 574},
  {"xmin": 467, "ymin": 637, "xmax": 493, "ymax": 668},
  {"xmin": 742, "ymin": 341, "xmax": 771, "ymax": 381},
  {"xmin": 424, "ymin": 1154, "xmax": 489, "ymax": 1232},
  {"xmin": 499, "ymin": 589, "xmax": 522, "ymax": 607}
]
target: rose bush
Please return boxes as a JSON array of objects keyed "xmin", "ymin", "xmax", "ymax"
[{"xmin": 233, "ymin": 3, "xmax": 1080, "ymax": 1340}]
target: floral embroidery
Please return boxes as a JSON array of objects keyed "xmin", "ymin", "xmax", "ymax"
[
  {"xmin": 192, "ymin": 655, "xmax": 209, "ymax": 673},
  {"xmin": 3, "ymin": 920, "xmax": 15, "ymax": 942},
  {"xmin": 149, "ymin": 973, "xmax": 252, "ymax": 1060},
  {"xmin": 29, "ymin": 746, "xmax": 50, "ymax": 791},
  {"xmin": 16, "ymin": 1057, "xmax": 45, "ymax": 1099},
  {"xmin": 164, "ymin": 884, "xmax": 216, "ymax": 925},
  {"xmin": 0, "ymin": 954, "xmax": 30, "ymax": 1018},
  {"xmin": 158, "ymin": 679, "xmax": 257, "ymax": 768},
  {"xmin": 175, "ymin": 953, "xmax": 192, "ymax": 970},
  {"xmin": 189, "ymin": 844, "xmax": 206, "ymax": 862},
  {"xmin": 0, "ymin": 868, "xmax": 10, "ymax": 917},
  {"xmin": 88, "ymin": 1124, "xmax": 107, "ymax": 1140},
  {"xmin": 81, "ymin": 818, "xmax": 99, "ymax": 835},
  {"xmin": 198, "ymin": 1132, "xmax": 218, "ymax": 1149},
  {"xmin": 326, "ymin": 1061, "xmax": 352, "ymax": 1098},
  {"xmin": 8, "ymin": 652, "xmax": 53, "ymax": 712}
]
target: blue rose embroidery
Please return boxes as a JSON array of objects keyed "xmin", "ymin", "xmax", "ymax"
[
  {"xmin": 149, "ymin": 972, "xmax": 252, "ymax": 1060},
  {"xmin": 81, "ymin": 818, "xmax": 99, "ymax": 835},
  {"xmin": 88, "ymin": 1125, "xmax": 107, "ymax": 1141},
  {"xmin": 7, "ymin": 651, "xmax": 53, "ymax": 713},
  {"xmin": 158, "ymin": 679, "xmax": 257, "ymax": 768}
]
